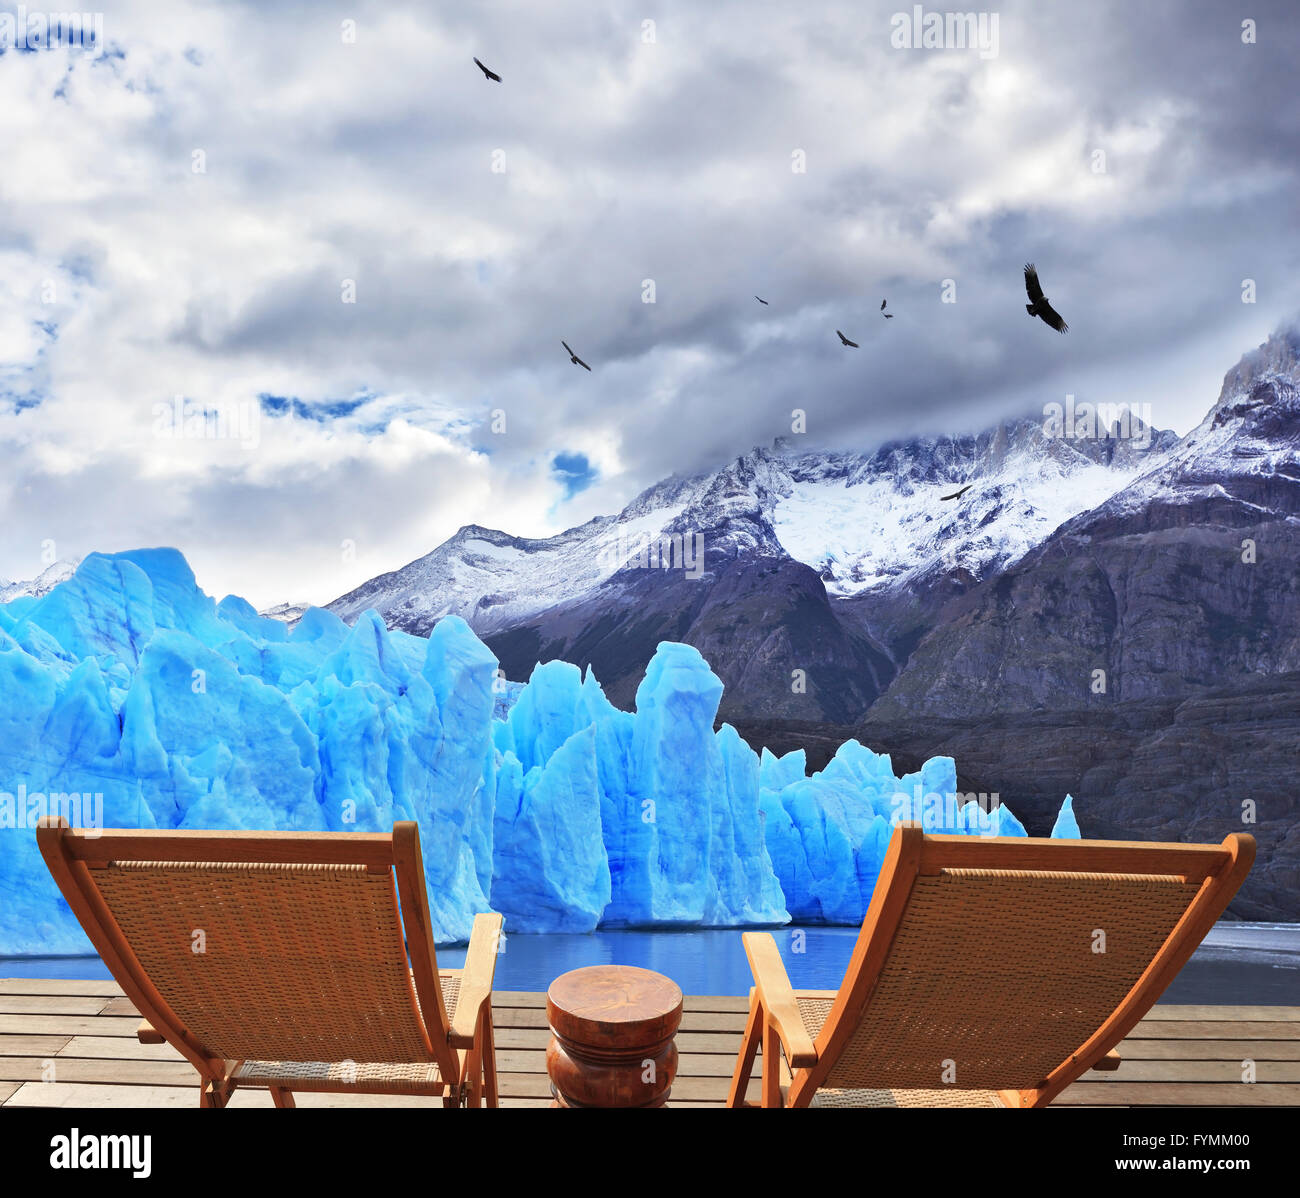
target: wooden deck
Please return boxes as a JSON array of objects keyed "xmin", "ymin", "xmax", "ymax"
[{"xmin": 2, "ymin": 978, "xmax": 1297, "ymax": 1108}]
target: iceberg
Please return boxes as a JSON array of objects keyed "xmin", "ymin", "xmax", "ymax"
[
  {"xmin": 0, "ymin": 549, "xmax": 1077, "ymax": 954},
  {"xmin": 1051, "ymin": 794, "xmax": 1081, "ymax": 838}
]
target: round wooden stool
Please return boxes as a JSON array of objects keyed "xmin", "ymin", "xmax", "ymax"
[{"xmin": 546, "ymin": 965, "xmax": 683, "ymax": 1108}]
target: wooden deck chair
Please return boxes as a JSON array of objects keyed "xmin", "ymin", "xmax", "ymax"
[
  {"xmin": 37, "ymin": 817, "xmax": 503, "ymax": 1109},
  {"xmin": 727, "ymin": 824, "xmax": 1254, "ymax": 1108}
]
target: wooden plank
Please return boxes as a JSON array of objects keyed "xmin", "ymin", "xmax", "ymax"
[
  {"xmin": 0, "ymin": 994, "xmax": 111, "ymax": 1016},
  {"xmin": 1055, "ymin": 1083, "xmax": 1300, "ymax": 1106},
  {"xmin": 58, "ymin": 1035, "xmax": 184, "ymax": 1061},
  {"xmin": 1085, "ymin": 1061, "xmax": 1300, "ymax": 1083},
  {"xmin": 0, "ymin": 1081, "xmax": 20, "ymax": 1105},
  {"xmin": 490, "ymin": 992, "xmax": 547, "ymax": 1007},
  {"xmin": 1148, "ymin": 1005, "xmax": 1300, "ymax": 1022},
  {"xmin": 0, "ymin": 1057, "xmax": 197, "ymax": 1086},
  {"xmin": 0, "ymin": 978, "xmax": 122, "ymax": 997},
  {"xmin": 5, "ymin": 1082, "xmax": 205, "ymax": 1108},
  {"xmin": 0, "ymin": 1014, "xmax": 141, "ymax": 1037},
  {"xmin": 684, "ymin": 996, "xmax": 751, "ymax": 1013},
  {"xmin": 1128, "ymin": 1021, "xmax": 1300, "ymax": 1040},
  {"xmin": 1116, "ymin": 1039, "xmax": 1300, "ymax": 1061},
  {"xmin": 100, "ymin": 996, "xmax": 140, "ymax": 1017},
  {"xmin": 0, "ymin": 1034, "xmax": 73, "ymax": 1058}
]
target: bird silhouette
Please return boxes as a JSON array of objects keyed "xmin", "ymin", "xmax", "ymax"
[
  {"xmin": 473, "ymin": 57, "xmax": 501, "ymax": 82},
  {"xmin": 1023, "ymin": 264, "xmax": 1068, "ymax": 333},
  {"xmin": 940, "ymin": 483, "xmax": 973, "ymax": 501},
  {"xmin": 880, "ymin": 298, "xmax": 893, "ymax": 318},
  {"xmin": 836, "ymin": 330, "xmax": 859, "ymax": 348},
  {"xmin": 562, "ymin": 340, "xmax": 591, "ymax": 371},
  {"xmin": 754, "ymin": 296, "xmax": 769, "ymax": 305}
]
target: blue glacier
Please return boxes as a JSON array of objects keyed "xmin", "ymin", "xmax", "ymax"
[{"xmin": 0, "ymin": 549, "xmax": 1076, "ymax": 955}]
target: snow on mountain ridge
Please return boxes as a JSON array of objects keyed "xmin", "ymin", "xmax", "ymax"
[
  {"xmin": 327, "ymin": 414, "xmax": 1171, "ymax": 632},
  {"xmin": 0, "ymin": 558, "xmax": 83, "ymax": 605},
  {"xmin": 1057, "ymin": 327, "xmax": 1300, "ymax": 529},
  {"xmin": 329, "ymin": 502, "xmax": 695, "ymax": 635}
]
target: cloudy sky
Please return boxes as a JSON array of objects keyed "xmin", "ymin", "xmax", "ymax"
[{"xmin": 2, "ymin": 0, "xmax": 1298, "ymax": 608}]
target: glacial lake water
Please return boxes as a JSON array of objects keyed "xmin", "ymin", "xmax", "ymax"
[{"xmin": 5, "ymin": 922, "xmax": 1298, "ymax": 1003}]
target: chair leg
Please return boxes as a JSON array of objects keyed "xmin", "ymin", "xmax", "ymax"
[
  {"xmin": 443, "ymin": 1051, "xmax": 467, "ymax": 1107},
  {"xmin": 761, "ymin": 1018, "xmax": 782, "ymax": 1109},
  {"xmin": 199, "ymin": 1078, "xmax": 228, "ymax": 1108},
  {"xmin": 727, "ymin": 997, "xmax": 763, "ymax": 1108},
  {"xmin": 463, "ymin": 1040, "xmax": 483, "ymax": 1109},
  {"xmin": 481, "ymin": 1008, "xmax": 499, "ymax": 1109},
  {"xmin": 270, "ymin": 1087, "xmax": 295, "ymax": 1109}
]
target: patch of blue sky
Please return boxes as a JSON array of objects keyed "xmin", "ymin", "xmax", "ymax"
[
  {"xmin": 1, "ymin": 383, "xmax": 46, "ymax": 413},
  {"xmin": 552, "ymin": 451, "xmax": 597, "ymax": 499},
  {"xmin": 257, "ymin": 393, "xmax": 370, "ymax": 422}
]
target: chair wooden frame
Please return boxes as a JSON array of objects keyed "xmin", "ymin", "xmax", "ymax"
[
  {"xmin": 37, "ymin": 816, "xmax": 503, "ymax": 1109},
  {"xmin": 727, "ymin": 825, "xmax": 1255, "ymax": 1109}
]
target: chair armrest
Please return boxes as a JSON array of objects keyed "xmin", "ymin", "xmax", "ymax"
[
  {"xmin": 742, "ymin": 932, "xmax": 818, "ymax": 1068},
  {"xmin": 449, "ymin": 912, "xmax": 504, "ymax": 1048},
  {"xmin": 137, "ymin": 1020, "xmax": 165, "ymax": 1045}
]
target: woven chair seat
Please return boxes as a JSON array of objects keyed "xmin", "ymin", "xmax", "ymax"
[
  {"xmin": 796, "ymin": 995, "xmax": 834, "ymax": 1040},
  {"xmin": 796, "ymin": 993, "xmax": 1004, "ymax": 1107},
  {"xmin": 235, "ymin": 1058, "xmax": 446, "ymax": 1092},
  {"xmin": 810, "ymin": 1087, "xmax": 1003, "ymax": 1107},
  {"xmin": 234, "ymin": 974, "xmax": 460, "ymax": 1094}
]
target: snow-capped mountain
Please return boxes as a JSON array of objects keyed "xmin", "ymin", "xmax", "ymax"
[
  {"xmin": 329, "ymin": 415, "xmax": 1172, "ymax": 644},
  {"xmin": 770, "ymin": 417, "xmax": 1177, "ymax": 595},
  {"xmin": 0, "ymin": 558, "xmax": 82, "ymax": 604},
  {"xmin": 1062, "ymin": 326, "xmax": 1300, "ymax": 535},
  {"xmin": 328, "ymin": 488, "xmax": 701, "ymax": 637},
  {"xmin": 258, "ymin": 601, "xmax": 311, "ymax": 629}
]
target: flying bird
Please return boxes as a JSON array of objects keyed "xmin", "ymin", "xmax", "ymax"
[
  {"xmin": 562, "ymin": 340, "xmax": 591, "ymax": 371},
  {"xmin": 1023, "ymin": 264, "xmax": 1068, "ymax": 333},
  {"xmin": 754, "ymin": 295, "xmax": 769, "ymax": 305},
  {"xmin": 473, "ymin": 57, "xmax": 501, "ymax": 82},
  {"xmin": 880, "ymin": 299, "xmax": 893, "ymax": 318},
  {"xmin": 836, "ymin": 330, "xmax": 859, "ymax": 348},
  {"xmin": 940, "ymin": 483, "xmax": 973, "ymax": 502}
]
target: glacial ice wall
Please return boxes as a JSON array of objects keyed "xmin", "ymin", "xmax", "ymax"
[{"xmin": 0, "ymin": 549, "xmax": 1070, "ymax": 954}]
